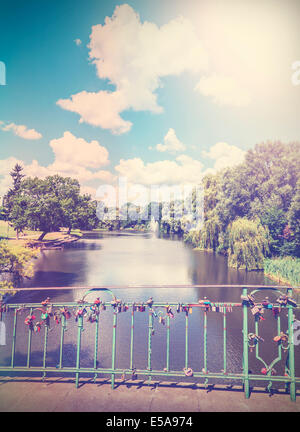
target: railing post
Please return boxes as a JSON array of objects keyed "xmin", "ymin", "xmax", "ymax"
[
  {"xmin": 147, "ymin": 310, "xmax": 153, "ymax": 382},
  {"xmin": 59, "ymin": 314, "xmax": 66, "ymax": 369},
  {"xmin": 203, "ymin": 310, "xmax": 207, "ymax": 374},
  {"xmin": 130, "ymin": 308, "xmax": 134, "ymax": 371},
  {"xmin": 223, "ymin": 308, "xmax": 227, "ymax": 374},
  {"xmin": 11, "ymin": 308, "xmax": 17, "ymax": 368},
  {"xmin": 93, "ymin": 313, "xmax": 100, "ymax": 382},
  {"xmin": 26, "ymin": 307, "xmax": 33, "ymax": 368},
  {"xmin": 287, "ymin": 288, "xmax": 296, "ymax": 401},
  {"xmin": 75, "ymin": 311, "xmax": 83, "ymax": 388},
  {"xmin": 111, "ymin": 311, "xmax": 117, "ymax": 389},
  {"xmin": 185, "ymin": 311, "xmax": 189, "ymax": 370},
  {"xmin": 242, "ymin": 288, "xmax": 250, "ymax": 398},
  {"xmin": 42, "ymin": 324, "xmax": 48, "ymax": 381},
  {"xmin": 166, "ymin": 315, "xmax": 170, "ymax": 373}
]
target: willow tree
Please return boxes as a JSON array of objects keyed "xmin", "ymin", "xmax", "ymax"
[
  {"xmin": 200, "ymin": 214, "xmax": 220, "ymax": 251},
  {"xmin": 227, "ymin": 218, "xmax": 269, "ymax": 270}
]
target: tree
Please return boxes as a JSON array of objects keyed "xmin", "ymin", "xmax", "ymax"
[
  {"xmin": 227, "ymin": 218, "xmax": 270, "ymax": 270},
  {"xmin": 6, "ymin": 174, "xmax": 98, "ymax": 240},
  {"xmin": 3, "ymin": 164, "xmax": 26, "ymax": 239}
]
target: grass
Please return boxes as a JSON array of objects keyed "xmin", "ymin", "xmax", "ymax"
[
  {"xmin": 0, "ymin": 221, "xmax": 82, "ymax": 244},
  {"xmin": 264, "ymin": 256, "xmax": 300, "ymax": 287}
]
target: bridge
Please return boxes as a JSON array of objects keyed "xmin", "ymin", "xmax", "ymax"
[{"xmin": 0, "ymin": 284, "xmax": 299, "ymax": 403}]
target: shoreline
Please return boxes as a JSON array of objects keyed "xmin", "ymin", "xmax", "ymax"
[{"xmin": 25, "ymin": 233, "xmax": 81, "ymax": 250}]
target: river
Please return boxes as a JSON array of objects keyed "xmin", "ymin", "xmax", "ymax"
[{"xmin": 1, "ymin": 231, "xmax": 299, "ymax": 386}]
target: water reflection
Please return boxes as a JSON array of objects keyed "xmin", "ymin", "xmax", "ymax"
[{"xmin": 2, "ymin": 231, "xmax": 298, "ymax": 387}]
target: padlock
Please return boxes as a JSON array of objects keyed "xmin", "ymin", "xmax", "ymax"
[
  {"xmin": 41, "ymin": 297, "xmax": 51, "ymax": 307},
  {"xmin": 34, "ymin": 321, "xmax": 42, "ymax": 333},
  {"xmin": 41, "ymin": 312, "xmax": 50, "ymax": 327},
  {"xmin": 166, "ymin": 305, "xmax": 174, "ymax": 318},
  {"xmin": 276, "ymin": 295, "xmax": 288, "ymax": 306},
  {"xmin": 87, "ymin": 313, "xmax": 97, "ymax": 323},
  {"xmin": 53, "ymin": 310, "xmax": 62, "ymax": 324},
  {"xmin": 272, "ymin": 305, "xmax": 281, "ymax": 317},
  {"xmin": 61, "ymin": 307, "xmax": 71, "ymax": 319},
  {"xmin": 262, "ymin": 298, "xmax": 270, "ymax": 308},
  {"xmin": 146, "ymin": 298, "xmax": 154, "ymax": 308},
  {"xmin": 183, "ymin": 306, "xmax": 189, "ymax": 316},
  {"xmin": 183, "ymin": 367, "xmax": 193, "ymax": 377},
  {"xmin": 273, "ymin": 332, "xmax": 288, "ymax": 343},
  {"xmin": 159, "ymin": 316, "xmax": 165, "ymax": 325},
  {"xmin": 75, "ymin": 307, "xmax": 87, "ymax": 321},
  {"xmin": 287, "ymin": 298, "xmax": 297, "ymax": 307},
  {"xmin": 247, "ymin": 294, "xmax": 255, "ymax": 304},
  {"xmin": 251, "ymin": 305, "xmax": 260, "ymax": 316},
  {"xmin": 24, "ymin": 315, "xmax": 36, "ymax": 331}
]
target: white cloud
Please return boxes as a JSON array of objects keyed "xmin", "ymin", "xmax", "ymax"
[
  {"xmin": 195, "ymin": 75, "xmax": 251, "ymax": 107},
  {"xmin": 190, "ymin": 1, "xmax": 300, "ymax": 118},
  {"xmin": 49, "ymin": 131, "xmax": 109, "ymax": 169},
  {"xmin": 57, "ymin": 90, "xmax": 132, "ymax": 135},
  {"xmin": 202, "ymin": 142, "xmax": 246, "ymax": 171},
  {"xmin": 57, "ymin": 4, "xmax": 208, "ymax": 134},
  {"xmin": 153, "ymin": 128, "xmax": 186, "ymax": 153},
  {"xmin": 0, "ymin": 132, "xmax": 115, "ymax": 199},
  {"xmin": 74, "ymin": 38, "xmax": 82, "ymax": 46},
  {"xmin": 115, "ymin": 154, "xmax": 203, "ymax": 186},
  {"xmin": 1, "ymin": 122, "xmax": 42, "ymax": 140}
]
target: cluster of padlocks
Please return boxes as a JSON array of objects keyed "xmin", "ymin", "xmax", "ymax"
[
  {"xmin": 241, "ymin": 292, "xmax": 297, "ymax": 320},
  {"xmin": 17, "ymin": 292, "xmax": 298, "ymax": 338},
  {"xmin": 244, "ymin": 292, "xmax": 298, "ymax": 376}
]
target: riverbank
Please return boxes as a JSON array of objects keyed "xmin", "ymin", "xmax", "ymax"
[
  {"xmin": 0, "ymin": 221, "xmax": 82, "ymax": 249},
  {"xmin": 191, "ymin": 238, "xmax": 300, "ymax": 288},
  {"xmin": 264, "ymin": 257, "xmax": 300, "ymax": 289}
]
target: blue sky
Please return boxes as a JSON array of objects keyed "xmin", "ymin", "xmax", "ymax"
[{"xmin": 0, "ymin": 0, "xmax": 299, "ymax": 198}]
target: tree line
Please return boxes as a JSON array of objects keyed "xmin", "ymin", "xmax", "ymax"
[
  {"xmin": 100, "ymin": 141, "xmax": 300, "ymax": 271},
  {"xmin": 181, "ymin": 141, "xmax": 299, "ymax": 269},
  {"xmin": 1, "ymin": 140, "xmax": 299, "ymax": 272}
]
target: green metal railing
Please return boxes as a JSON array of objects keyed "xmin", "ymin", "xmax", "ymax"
[{"xmin": 0, "ymin": 285, "xmax": 299, "ymax": 400}]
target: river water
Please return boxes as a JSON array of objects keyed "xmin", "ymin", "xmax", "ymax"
[{"xmin": 1, "ymin": 231, "xmax": 299, "ymax": 386}]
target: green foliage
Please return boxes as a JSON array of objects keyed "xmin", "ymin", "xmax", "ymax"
[
  {"xmin": 287, "ymin": 178, "xmax": 300, "ymax": 256},
  {"xmin": 227, "ymin": 218, "xmax": 269, "ymax": 270},
  {"xmin": 183, "ymin": 229, "xmax": 201, "ymax": 247},
  {"xmin": 264, "ymin": 257, "xmax": 300, "ymax": 286},
  {"xmin": 180, "ymin": 141, "xmax": 300, "ymax": 264},
  {"xmin": 0, "ymin": 240, "xmax": 38, "ymax": 287},
  {"xmin": 4, "ymin": 172, "xmax": 98, "ymax": 238},
  {"xmin": 0, "ymin": 281, "xmax": 15, "ymax": 298}
]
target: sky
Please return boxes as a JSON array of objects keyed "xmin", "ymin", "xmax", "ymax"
[{"xmin": 0, "ymin": 0, "xmax": 299, "ymax": 202}]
